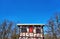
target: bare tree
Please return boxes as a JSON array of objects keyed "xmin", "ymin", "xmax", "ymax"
[
  {"xmin": 45, "ymin": 13, "xmax": 60, "ymax": 39},
  {"xmin": 0, "ymin": 19, "xmax": 19, "ymax": 39},
  {"xmin": 11, "ymin": 25, "xmax": 18, "ymax": 39}
]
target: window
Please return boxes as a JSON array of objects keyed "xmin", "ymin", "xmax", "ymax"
[
  {"xmin": 21, "ymin": 26, "xmax": 27, "ymax": 32},
  {"xmin": 36, "ymin": 27, "xmax": 41, "ymax": 33},
  {"xmin": 29, "ymin": 25, "xmax": 33, "ymax": 33}
]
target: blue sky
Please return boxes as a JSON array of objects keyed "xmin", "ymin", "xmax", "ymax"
[{"xmin": 0, "ymin": 0, "xmax": 60, "ymax": 24}]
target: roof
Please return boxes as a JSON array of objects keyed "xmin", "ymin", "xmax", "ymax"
[{"xmin": 17, "ymin": 24, "xmax": 45, "ymax": 26}]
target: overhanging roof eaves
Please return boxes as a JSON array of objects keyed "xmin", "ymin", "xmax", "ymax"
[{"xmin": 17, "ymin": 24, "xmax": 45, "ymax": 26}]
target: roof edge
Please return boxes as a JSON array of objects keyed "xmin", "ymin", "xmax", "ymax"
[{"xmin": 17, "ymin": 24, "xmax": 45, "ymax": 26}]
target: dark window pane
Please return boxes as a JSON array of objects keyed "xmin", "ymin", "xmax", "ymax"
[
  {"xmin": 21, "ymin": 26, "xmax": 27, "ymax": 32},
  {"xmin": 36, "ymin": 28, "xmax": 41, "ymax": 33}
]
